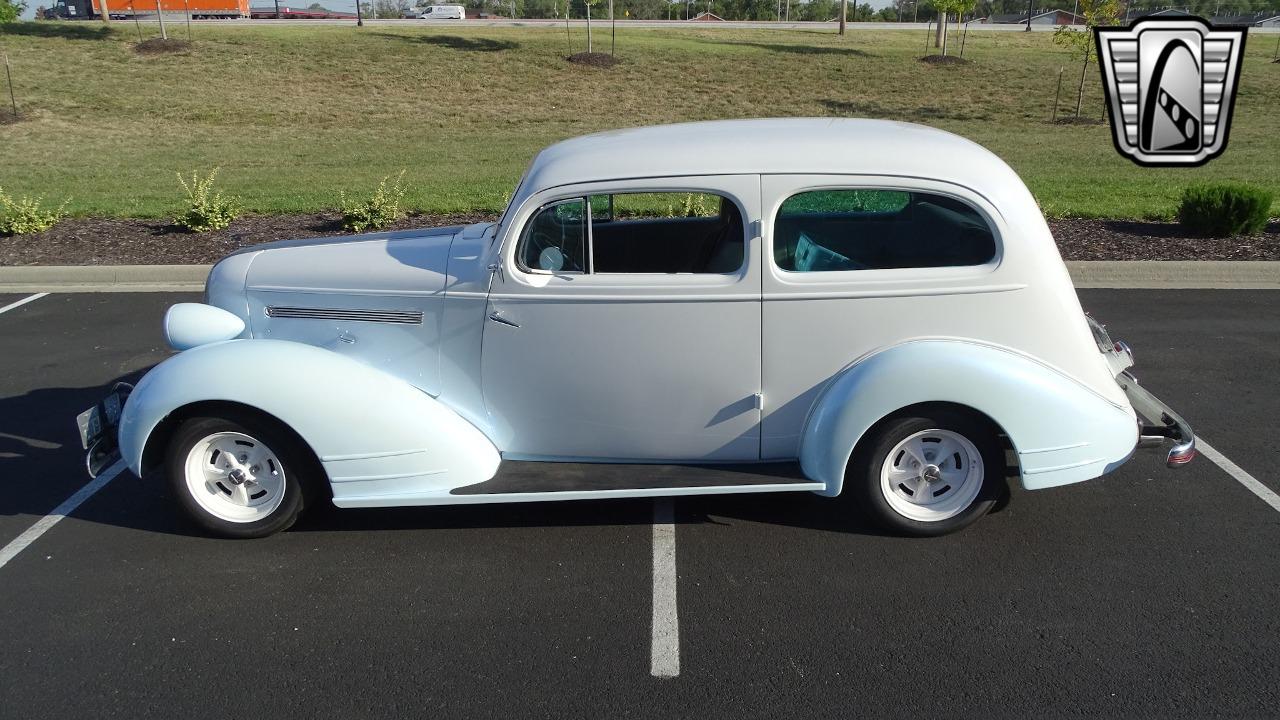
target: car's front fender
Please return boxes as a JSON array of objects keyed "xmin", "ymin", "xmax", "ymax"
[
  {"xmin": 799, "ymin": 339, "xmax": 1137, "ymax": 495},
  {"xmin": 119, "ymin": 339, "xmax": 500, "ymax": 501}
]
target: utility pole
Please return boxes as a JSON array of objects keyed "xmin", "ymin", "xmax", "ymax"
[
  {"xmin": 273, "ymin": 0, "xmax": 279, "ymax": 17},
  {"xmin": 838, "ymin": 0, "xmax": 846, "ymax": 33},
  {"xmin": 99, "ymin": 0, "xmax": 113, "ymax": 22}
]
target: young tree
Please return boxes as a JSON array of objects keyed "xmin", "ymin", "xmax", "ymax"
[
  {"xmin": 929, "ymin": 0, "xmax": 974, "ymax": 54},
  {"xmin": 0, "ymin": 0, "xmax": 25, "ymax": 23},
  {"xmin": 1052, "ymin": 0, "xmax": 1121, "ymax": 117},
  {"xmin": 373, "ymin": 0, "xmax": 409, "ymax": 17}
]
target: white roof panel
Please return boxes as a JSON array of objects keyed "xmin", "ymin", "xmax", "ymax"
[{"xmin": 521, "ymin": 118, "xmax": 1022, "ymax": 196}]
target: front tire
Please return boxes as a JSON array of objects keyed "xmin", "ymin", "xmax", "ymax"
[
  {"xmin": 847, "ymin": 409, "xmax": 1005, "ymax": 537},
  {"xmin": 166, "ymin": 413, "xmax": 311, "ymax": 538}
]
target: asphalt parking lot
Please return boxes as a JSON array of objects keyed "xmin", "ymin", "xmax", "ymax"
[{"xmin": 1, "ymin": 289, "xmax": 1277, "ymax": 719}]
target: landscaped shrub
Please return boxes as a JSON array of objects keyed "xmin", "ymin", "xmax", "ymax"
[
  {"xmin": 0, "ymin": 186, "xmax": 67, "ymax": 236},
  {"xmin": 175, "ymin": 169, "xmax": 238, "ymax": 233},
  {"xmin": 340, "ymin": 171, "xmax": 407, "ymax": 233},
  {"xmin": 1177, "ymin": 183, "xmax": 1274, "ymax": 237}
]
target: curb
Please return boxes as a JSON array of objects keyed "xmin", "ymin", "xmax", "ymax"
[
  {"xmin": 1, "ymin": 261, "xmax": 1278, "ymax": 292},
  {"xmin": 1065, "ymin": 261, "xmax": 1280, "ymax": 289},
  {"xmin": 0, "ymin": 265, "xmax": 211, "ymax": 293}
]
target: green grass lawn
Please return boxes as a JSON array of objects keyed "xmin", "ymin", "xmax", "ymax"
[{"xmin": 0, "ymin": 21, "xmax": 1277, "ymax": 219}]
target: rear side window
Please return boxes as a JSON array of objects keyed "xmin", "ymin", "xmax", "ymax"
[{"xmin": 774, "ymin": 189, "xmax": 996, "ymax": 272}]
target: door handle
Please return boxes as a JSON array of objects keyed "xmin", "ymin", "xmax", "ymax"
[{"xmin": 487, "ymin": 311, "xmax": 520, "ymax": 328}]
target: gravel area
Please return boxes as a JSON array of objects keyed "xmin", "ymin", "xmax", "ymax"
[{"xmin": 1, "ymin": 214, "xmax": 1277, "ymax": 266}]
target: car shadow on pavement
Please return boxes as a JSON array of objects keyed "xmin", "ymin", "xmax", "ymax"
[
  {"xmin": 4, "ymin": 377, "xmax": 1013, "ymax": 540},
  {"xmin": 0, "ymin": 374, "xmax": 149, "ymax": 524}
]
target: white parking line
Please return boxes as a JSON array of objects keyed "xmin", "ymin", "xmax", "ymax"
[
  {"xmin": 0, "ymin": 459, "xmax": 127, "ymax": 571},
  {"xmin": 0, "ymin": 292, "xmax": 49, "ymax": 315},
  {"xmin": 1198, "ymin": 439, "xmax": 1280, "ymax": 514},
  {"xmin": 651, "ymin": 498, "xmax": 680, "ymax": 678}
]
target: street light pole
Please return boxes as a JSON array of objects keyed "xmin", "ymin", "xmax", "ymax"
[
  {"xmin": 355, "ymin": 0, "xmax": 363, "ymax": 26},
  {"xmin": 1025, "ymin": 0, "xmax": 1032, "ymax": 30}
]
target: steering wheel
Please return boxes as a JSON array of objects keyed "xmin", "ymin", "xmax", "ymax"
[{"xmin": 526, "ymin": 231, "xmax": 567, "ymax": 271}]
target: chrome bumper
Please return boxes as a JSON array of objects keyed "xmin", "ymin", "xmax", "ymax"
[{"xmin": 1115, "ymin": 371, "xmax": 1196, "ymax": 468}]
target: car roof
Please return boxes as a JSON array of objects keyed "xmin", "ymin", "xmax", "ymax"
[{"xmin": 521, "ymin": 118, "xmax": 1023, "ymax": 197}]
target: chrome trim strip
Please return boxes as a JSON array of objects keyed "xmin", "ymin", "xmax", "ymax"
[{"xmin": 266, "ymin": 306, "xmax": 423, "ymax": 325}]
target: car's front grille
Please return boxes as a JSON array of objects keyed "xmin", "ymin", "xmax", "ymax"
[{"xmin": 265, "ymin": 306, "xmax": 423, "ymax": 325}]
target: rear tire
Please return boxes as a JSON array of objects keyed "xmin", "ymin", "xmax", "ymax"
[
  {"xmin": 846, "ymin": 409, "xmax": 1005, "ymax": 537},
  {"xmin": 165, "ymin": 412, "xmax": 312, "ymax": 539}
]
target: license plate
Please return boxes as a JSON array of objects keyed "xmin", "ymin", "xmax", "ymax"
[{"xmin": 77, "ymin": 389, "xmax": 125, "ymax": 450}]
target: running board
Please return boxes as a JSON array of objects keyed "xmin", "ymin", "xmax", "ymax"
[
  {"xmin": 454, "ymin": 461, "xmax": 814, "ymax": 495},
  {"xmin": 330, "ymin": 461, "xmax": 824, "ymax": 509}
]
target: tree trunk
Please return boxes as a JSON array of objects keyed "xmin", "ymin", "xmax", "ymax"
[
  {"xmin": 935, "ymin": 10, "xmax": 945, "ymax": 49},
  {"xmin": 155, "ymin": 0, "xmax": 167, "ymax": 39},
  {"xmin": 1074, "ymin": 39, "xmax": 1091, "ymax": 117},
  {"xmin": 838, "ymin": 0, "xmax": 846, "ymax": 34},
  {"xmin": 586, "ymin": 3, "xmax": 592, "ymax": 53},
  {"xmin": 99, "ymin": 0, "xmax": 113, "ymax": 22}
]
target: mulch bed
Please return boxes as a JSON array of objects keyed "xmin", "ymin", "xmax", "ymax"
[
  {"xmin": 1050, "ymin": 218, "xmax": 1280, "ymax": 261},
  {"xmin": 567, "ymin": 52, "xmax": 619, "ymax": 68},
  {"xmin": 920, "ymin": 55, "xmax": 970, "ymax": 65},
  {"xmin": 134, "ymin": 38, "xmax": 193, "ymax": 55},
  {"xmin": 0, "ymin": 212, "xmax": 497, "ymax": 266},
  {"xmin": 1051, "ymin": 116, "xmax": 1105, "ymax": 126},
  {"xmin": 0, "ymin": 214, "xmax": 1277, "ymax": 266}
]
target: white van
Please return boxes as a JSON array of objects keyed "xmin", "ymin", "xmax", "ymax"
[{"xmin": 419, "ymin": 4, "xmax": 464, "ymax": 18}]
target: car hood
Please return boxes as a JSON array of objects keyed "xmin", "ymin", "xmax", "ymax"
[
  {"xmin": 241, "ymin": 224, "xmax": 467, "ymax": 295},
  {"xmin": 204, "ymin": 223, "xmax": 491, "ymax": 397}
]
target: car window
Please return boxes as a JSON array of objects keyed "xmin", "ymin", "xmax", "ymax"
[
  {"xmin": 590, "ymin": 192, "xmax": 743, "ymax": 274},
  {"xmin": 774, "ymin": 189, "xmax": 996, "ymax": 272},
  {"xmin": 516, "ymin": 191, "xmax": 745, "ymax": 275},
  {"xmin": 518, "ymin": 198, "xmax": 587, "ymax": 273}
]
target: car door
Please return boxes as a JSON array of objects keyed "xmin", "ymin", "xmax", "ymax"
[{"xmin": 481, "ymin": 175, "xmax": 762, "ymax": 462}]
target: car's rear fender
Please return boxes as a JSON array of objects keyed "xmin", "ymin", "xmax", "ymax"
[
  {"xmin": 119, "ymin": 339, "xmax": 500, "ymax": 501},
  {"xmin": 799, "ymin": 339, "xmax": 1138, "ymax": 495}
]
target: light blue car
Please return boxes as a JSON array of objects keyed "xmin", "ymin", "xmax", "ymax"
[{"xmin": 79, "ymin": 119, "xmax": 1195, "ymax": 538}]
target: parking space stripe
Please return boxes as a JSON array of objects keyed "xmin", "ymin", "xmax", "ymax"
[
  {"xmin": 1199, "ymin": 439, "xmax": 1280, "ymax": 514},
  {"xmin": 0, "ymin": 459, "xmax": 126, "ymax": 571},
  {"xmin": 0, "ymin": 292, "xmax": 49, "ymax": 316},
  {"xmin": 651, "ymin": 498, "xmax": 680, "ymax": 678}
]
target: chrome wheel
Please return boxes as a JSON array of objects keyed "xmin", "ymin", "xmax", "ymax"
[
  {"xmin": 184, "ymin": 431, "xmax": 287, "ymax": 524},
  {"xmin": 879, "ymin": 428, "xmax": 984, "ymax": 523}
]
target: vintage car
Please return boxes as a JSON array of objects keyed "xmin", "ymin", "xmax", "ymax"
[{"xmin": 79, "ymin": 118, "xmax": 1195, "ymax": 538}]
